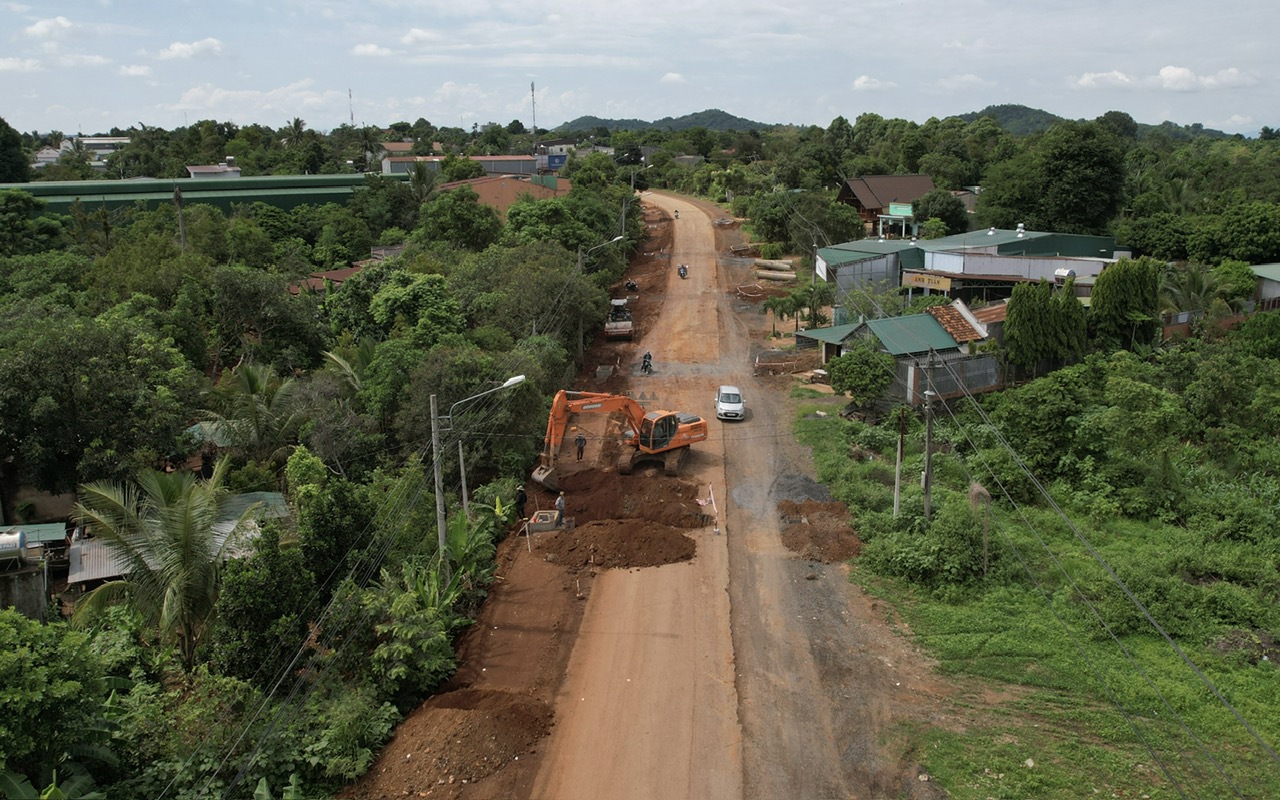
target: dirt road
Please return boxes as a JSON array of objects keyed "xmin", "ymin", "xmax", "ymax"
[{"xmin": 344, "ymin": 194, "xmax": 952, "ymax": 800}]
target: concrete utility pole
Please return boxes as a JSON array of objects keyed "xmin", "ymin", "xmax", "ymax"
[
  {"xmin": 923, "ymin": 389, "xmax": 937, "ymax": 522},
  {"xmin": 893, "ymin": 407, "xmax": 905, "ymax": 518},
  {"xmin": 430, "ymin": 393, "xmax": 449, "ymax": 582}
]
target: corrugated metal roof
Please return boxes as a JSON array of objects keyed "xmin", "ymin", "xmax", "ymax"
[
  {"xmin": 1252, "ymin": 263, "xmax": 1280, "ymax": 282},
  {"xmin": 795, "ymin": 322, "xmax": 860, "ymax": 344},
  {"xmin": 863, "ymin": 314, "xmax": 958, "ymax": 356},
  {"xmin": 68, "ymin": 491, "xmax": 289, "ymax": 584}
]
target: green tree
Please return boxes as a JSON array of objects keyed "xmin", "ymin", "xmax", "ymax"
[
  {"xmin": 208, "ymin": 523, "xmax": 315, "ymax": 687},
  {"xmin": 0, "ymin": 116, "xmax": 29, "ymax": 182},
  {"xmin": 978, "ymin": 120, "xmax": 1125, "ymax": 234},
  {"xmin": 412, "ymin": 186, "xmax": 501, "ymax": 250},
  {"xmin": 0, "ymin": 610, "xmax": 107, "ymax": 782},
  {"xmin": 912, "ymin": 188, "xmax": 969, "ymax": 236},
  {"xmin": 0, "ymin": 306, "xmax": 200, "ymax": 493},
  {"xmin": 439, "ymin": 153, "xmax": 486, "ymax": 182},
  {"xmin": 1089, "ymin": 257, "xmax": 1161, "ymax": 350},
  {"xmin": 827, "ymin": 343, "xmax": 896, "ymax": 409},
  {"xmin": 791, "ymin": 280, "xmax": 836, "ymax": 328},
  {"xmin": 201, "ymin": 362, "xmax": 301, "ymax": 465},
  {"xmin": 0, "ymin": 189, "xmax": 64, "ymax": 256},
  {"xmin": 73, "ymin": 459, "xmax": 254, "ymax": 671}
]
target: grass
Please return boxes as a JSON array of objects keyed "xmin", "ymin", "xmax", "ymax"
[{"xmin": 792, "ymin": 399, "xmax": 1280, "ymax": 799}]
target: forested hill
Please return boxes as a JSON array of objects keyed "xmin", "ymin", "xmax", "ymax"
[
  {"xmin": 556, "ymin": 108, "xmax": 768, "ymax": 133},
  {"xmin": 559, "ymin": 103, "xmax": 1235, "ymax": 140},
  {"xmin": 957, "ymin": 103, "xmax": 1235, "ymax": 140}
]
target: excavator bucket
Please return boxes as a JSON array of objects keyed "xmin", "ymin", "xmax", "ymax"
[{"xmin": 531, "ymin": 463, "xmax": 560, "ymax": 492}]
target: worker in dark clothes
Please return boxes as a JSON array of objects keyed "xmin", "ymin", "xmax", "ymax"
[
  {"xmin": 575, "ymin": 432, "xmax": 587, "ymax": 462},
  {"xmin": 515, "ymin": 487, "xmax": 528, "ymax": 520}
]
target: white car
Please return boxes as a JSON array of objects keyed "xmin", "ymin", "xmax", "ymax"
[{"xmin": 715, "ymin": 385, "xmax": 745, "ymax": 420}]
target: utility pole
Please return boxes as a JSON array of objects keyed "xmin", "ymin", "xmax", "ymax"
[
  {"xmin": 893, "ymin": 406, "xmax": 905, "ymax": 518},
  {"xmin": 459, "ymin": 439, "xmax": 470, "ymax": 520},
  {"xmin": 923, "ymin": 389, "xmax": 936, "ymax": 522},
  {"xmin": 430, "ymin": 394, "xmax": 450, "ymax": 583}
]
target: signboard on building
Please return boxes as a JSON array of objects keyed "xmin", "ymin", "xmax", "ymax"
[
  {"xmin": 902, "ymin": 272, "xmax": 952, "ymax": 291},
  {"xmin": 888, "ymin": 202, "xmax": 914, "ymax": 217}
]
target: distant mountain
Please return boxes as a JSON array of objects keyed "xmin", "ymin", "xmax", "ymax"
[
  {"xmin": 956, "ymin": 103, "xmax": 1235, "ymax": 140},
  {"xmin": 955, "ymin": 104, "xmax": 1067, "ymax": 135},
  {"xmin": 555, "ymin": 108, "xmax": 769, "ymax": 134}
]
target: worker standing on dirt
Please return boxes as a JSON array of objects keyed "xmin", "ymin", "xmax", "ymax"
[
  {"xmin": 515, "ymin": 486, "xmax": 527, "ymax": 520},
  {"xmin": 575, "ymin": 432, "xmax": 587, "ymax": 462},
  {"xmin": 555, "ymin": 491, "xmax": 566, "ymax": 527}
]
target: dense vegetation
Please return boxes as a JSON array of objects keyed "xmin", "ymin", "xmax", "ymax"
[{"xmin": 3, "ymin": 101, "xmax": 1280, "ymax": 797}]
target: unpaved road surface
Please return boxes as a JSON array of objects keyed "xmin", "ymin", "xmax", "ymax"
[{"xmin": 344, "ymin": 194, "xmax": 954, "ymax": 800}]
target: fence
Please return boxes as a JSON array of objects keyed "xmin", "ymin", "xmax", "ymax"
[{"xmin": 891, "ymin": 354, "xmax": 1004, "ymax": 406}]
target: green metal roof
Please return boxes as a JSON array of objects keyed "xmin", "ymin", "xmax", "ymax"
[
  {"xmin": 861, "ymin": 314, "xmax": 958, "ymax": 355},
  {"xmin": 1251, "ymin": 263, "xmax": 1280, "ymax": 282},
  {"xmin": 795, "ymin": 322, "xmax": 860, "ymax": 344}
]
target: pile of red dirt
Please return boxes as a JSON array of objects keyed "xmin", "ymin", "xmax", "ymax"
[
  {"xmin": 778, "ymin": 499, "xmax": 862, "ymax": 563},
  {"xmin": 340, "ymin": 688, "xmax": 552, "ymax": 798},
  {"xmin": 534, "ymin": 520, "xmax": 696, "ymax": 571},
  {"xmin": 539, "ymin": 469, "xmax": 714, "ymax": 530}
]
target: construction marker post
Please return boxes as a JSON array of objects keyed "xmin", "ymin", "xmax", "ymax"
[{"xmin": 709, "ymin": 483, "xmax": 720, "ymax": 535}]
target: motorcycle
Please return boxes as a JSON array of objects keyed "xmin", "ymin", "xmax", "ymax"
[
  {"xmin": 677, "ymin": 264, "xmax": 688, "ymax": 279},
  {"xmin": 625, "ymin": 279, "xmax": 639, "ymax": 292},
  {"xmin": 674, "ymin": 210, "xmax": 680, "ymax": 219},
  {"xmin": 641, "ymin": 353, "xmax": 653, "ymax": 375}
]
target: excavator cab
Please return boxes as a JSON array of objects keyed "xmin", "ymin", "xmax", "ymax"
[{"xmin": 639, "ymin": 413, "xmax": 676, "ymax": 451}]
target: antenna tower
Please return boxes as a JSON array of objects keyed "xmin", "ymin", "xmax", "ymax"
[
  {"xmin": 349, "ymin": 89, "xmax": 354, "ymax": 126},
  {"xmin": 530, "ymin": 82, "xmax": 537, "ymax": 142}
]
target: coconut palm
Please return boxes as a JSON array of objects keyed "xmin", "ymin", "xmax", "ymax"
[
  {"xmin": 283, "ymin": 117, "xmax": 306, "ymax": 148},
  {"xmin": 73, "ymin": 459, "xmax": 254, "ymax": 670},
  {"xmin": 409, "ymin": 159, "xmax": 438, "ymax": 206},
  {"xmin": 1159, "ymin": 263, "xmax": 1222, "ymax": 314},
  {"xmin": 202, "ymin": 363, "xmax": 301, "ymax": 464}
]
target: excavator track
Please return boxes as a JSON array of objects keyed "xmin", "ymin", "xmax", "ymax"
[{"xmin": 663, "ymin": 446, "xmax": 687, "ymax": 476}]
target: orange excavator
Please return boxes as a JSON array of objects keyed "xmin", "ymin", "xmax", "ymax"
[{"xmin": 531, "ymin": 390, "xmax": 709, "ymax": 491}]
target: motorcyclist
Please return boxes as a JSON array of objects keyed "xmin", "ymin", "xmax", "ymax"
[
  {"xmin": 674, "ymin": 209, "xmax": 679, "ymax": 219},
  {"xmin": 642, "ymin": 351, "xmax": 653, "ymax": 373}
]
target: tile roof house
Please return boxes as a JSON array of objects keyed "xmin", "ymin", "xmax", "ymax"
[{"xmin": 836, "ymin": 175, "xmax": 936, "ymax": 223}]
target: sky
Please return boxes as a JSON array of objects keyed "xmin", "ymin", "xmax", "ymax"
[{"xmin": 2, "ymin": 0, "xmax": 1276, "ymax": 138}]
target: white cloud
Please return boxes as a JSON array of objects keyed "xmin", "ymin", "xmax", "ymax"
[
  {"xmin": 660, "ymin": 72, "xmax": 685, "ymax": 84},
  {"xmin": 852, "ymin": 75, "xmax": 896, "ymax": 91},
  {"xmin": 352, "ymin": 43, "xmax": 393, "ymax": 57},
  {"xmin": 157, "ymin": 38, "xmax": 223, "ymax": 60},
  {"xmin": 401, "ymin": 28, "xmax": 441, "ymax": 45},
  {"xmin": 119, "ymin": 64, "xmax": 152, "ymax": 77},
  {"xmin": 1073, "ymin": 70, "xmax": 1136, "ymax": 89},
  {"xmin": 1154, "ymin": 65, "xmax": 1253, "ymax": 91},
  {"xmin": 1073, "ymin": 66, "xmax": 1254, "ymax": 92},
  {"xmin": 24, "ymin": 16, "xmax": 71, "ymax": 38}
]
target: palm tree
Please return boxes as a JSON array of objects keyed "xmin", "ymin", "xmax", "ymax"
[
  {"xmin": 283, "ymin": 117, "xmax": 306, "ymax": 148},
  {"xmin": 762, "ymin": 294, "xmax": 801, "ymax": 334},
  {"xmin": 1159, "ymin": 263, "xmax": 1221, "ymax": 314},
  {"xmin": 409, "ymin": 160, "xmax": 438, "ymax": 205},
  {"xmin": 356, "ymin": 125, "xmax": 385, "ymax": 172},
  {"xmin": 202, "ymin": 363, "xmax": 300, "ymax": 464},
  {"xmin": 73, "ymin": 459, "xmax": 253, "ymax": 670}
]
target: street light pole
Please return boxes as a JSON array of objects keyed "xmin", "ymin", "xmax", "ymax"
[
  {"xmin": 574, "ymin": 235, "xmax": 624, "ymax": 358},
  {"xmin": 431, "ymin": 374, "xmax": 527, "ymax": 582}
]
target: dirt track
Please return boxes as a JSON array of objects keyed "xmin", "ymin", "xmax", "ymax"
[{"xmin": 343, "ymin": 194, "xmax": 953, "ymax": 800}]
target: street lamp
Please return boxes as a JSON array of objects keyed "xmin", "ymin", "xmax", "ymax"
[
  {"xmin": 430, "ymin": 374, "xmax": 526, "ymax": 582},
  {"xmin": 574, "ymin": 235, "xmax": 624, "ymax": 358}
]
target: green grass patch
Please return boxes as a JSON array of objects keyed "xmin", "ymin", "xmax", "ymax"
[{"xmin": 795, "ymin": 403, "xmax": 1280, "ymax": 798}]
